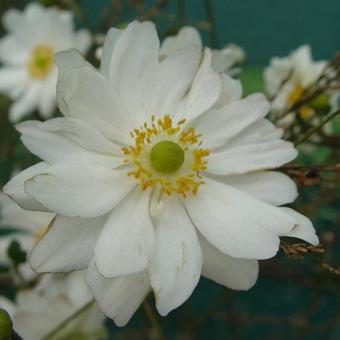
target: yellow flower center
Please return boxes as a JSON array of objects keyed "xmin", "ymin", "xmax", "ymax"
[
  {"xmin": 287, "ymin": 83, "xmax": 304, "ymax": 106},
  {"xmin": 122, "ymin": 115, "xmax": 210, "ymax": 197},
  {"xmin": 28, "ymin": 45, "xmax": 54, "ymax": 78}
]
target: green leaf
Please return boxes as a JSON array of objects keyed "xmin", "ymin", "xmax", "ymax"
[
  {"xmin": 7, "ymin": 240, "xmax": 27, "ymax": 265},
  {"xmin": 239, "ymin": 66, "xmax": 265, "ymax": 96},
  {"xmin": 0, "ymin": 309, "xmax": 12, "ymax": 340}
]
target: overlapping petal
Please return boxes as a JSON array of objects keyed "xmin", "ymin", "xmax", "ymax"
[
  {"xmin": 30, "ymin": 215, "xmax": 107, "ymax": 273},
  {"xmin": 148, "ymin": 197, "xmax": 202, "ymax": 316},
  {"xmin": 94, "ymin": 189, "xmax": 154, "ymax": 277},
  {"xmin": 24, "ymin": 164, "xmax": 135, "ymax": 218},
  {"xmin": 87, "ymin": 260, "xmax": 150, "ymax": 327}
]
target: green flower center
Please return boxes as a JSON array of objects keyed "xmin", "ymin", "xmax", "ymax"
[{"xmin": 150, "ymin": 140, "xmax": 185, "ymax": 174}]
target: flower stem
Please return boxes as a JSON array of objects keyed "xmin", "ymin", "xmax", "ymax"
[
  {"xmin": 203, "ymin": 0, "xmax": 220, "ymax": 48},
  {"xmin": 41, "ymin": 299, "xmax": 94, "ymax": 340},
  {"xmin": 295, "ymin": 109, "xmax": 340, "ymax": 146},
  {"xmin": 143, "ymin": 299, "xmax": 165, "ymax": 340}
]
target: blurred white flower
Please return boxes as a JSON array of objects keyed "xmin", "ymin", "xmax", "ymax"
[
  {"xmin": 4, "ymin": 21, "xmax": 318, "ymax": 326},
  {"xmin": 264, "ymin": 45, "xmax": 326, "ymax": 114},
  {"xmin": 160, "ymin": 26, "xmax": 245, "ymax": 75},
  {"xmin": 0, "ymin": 270, "xmax": 106, "ymax": 340},
  {"xmin": 0, "ymin": 3, "xmax": 91, "ymax": 122},
  {"xmin": 0, "ymin": 193, "xmax": 54, "ymax": 279}
]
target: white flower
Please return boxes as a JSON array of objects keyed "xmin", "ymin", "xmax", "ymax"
[
  {"xmin": 0, "ymin": 192, "xmax": 54, "ymax": 279},
  {"xmin": 4, "ymin": 21, "xmax": 318, "ymax": 326},
  {"xmin": 0, "ymin": 270, "xmax": 106, "ymax": 340},
  {"xmin": 264, "ymin": 45, "xmax": 326, "ymax": 113},
  {"xmin": 0, "ymin": 3, "xmax": 91, "ymax": 122},
  {"xmin": 160, "ymin": 26, "xmax": 245, "ymax": 75}
]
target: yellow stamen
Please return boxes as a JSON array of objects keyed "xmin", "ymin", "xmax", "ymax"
[
  {"xmin": 299, "ymin": 105, "xmax": 315, "ymax": 120},
  {"xmin": 28, "ymin": 45, "xmax": 54, "ymax": 79},
  {"xmin": 287, "ymin": 83, "xmax": 304, "ymax": 106}
]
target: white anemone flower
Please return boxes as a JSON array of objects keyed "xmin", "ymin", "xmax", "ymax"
[
  {"xmin": 0, "ymin": 193, "xmax": 54, "ymax": 279},
  {"xmin": 0, "ymin": 271, "xmax": 106, "ymax": 340},
  {"xmin": 0, "ymin": 3, "xmax": 91, "ymax": 122},
  {"xmin": 264, "ymin": 45, "xmax": 326, "ymax": 115},
  {"xmin": 160, "ymin": 26, "xmax": 245, "ymax": 75},
  {"xmin": 4, "ymin": 21, "xmax": 318, "ymax": 326}
]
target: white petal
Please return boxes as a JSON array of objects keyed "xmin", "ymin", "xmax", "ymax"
[
  {"xmin": 185, "ymin": 178, "xmax": 286, "ymax": 259},
  {"xmin": 226, "ymin": 118, "xmax": 284, "ymax": 148},
  {"xmin": 25, "ymin": 164, "xmax": 135, "ymax": 218},
  {"xmin": 211, "ymin": 49, "xmax": 235, "ymax": 73},
  {"xmin": 29, "ymin": 215, "xmax": 106, "ymax": 273},
  {"xmin": 148, "ymin": 197, "xmax": 202, "ymax": 316},
  {"xmin": 281, "ymin": 208, "xmax": 319, "ymax": 245},
  {"xmin": 87, "ymin": 259, "xmax": 149, "ymax": 326},
  {"xmin": 29, "ymin": 117, "xmax": 121, "ymax": 155},
  {"xmin": 199, "ymin": 234, "xmax": 259, "ymax": 290},
  {"xmin": 107, "ymin": 21, "xmax": 159, "ymax": 120},
  {"xmin": 0, "ymin": 193, "xmax": 53, "ymax": 233},
  {"xmin": 212, "ymin": 171, "xmax": 298, "ymax": 206},
  {"xmin": 55, "ymin": 50, "xmax": 133, "ymax": 144},
  {"xmin": 208, "ymin": 140, "xmax": 297, "ymax": 176},
  {"xmin": 3, "ymin": 162, "xmax": 50, "ymax": 211},
  {"xmin": 193, "ymin": 93, "xmax": 269, "ymax": 149},
  {"xmin": 37, "ymin": 74, "xmax": 57, "ymax": 118},
  {"xmin": 73, "ymin": 30, "xmax": 91, "ymax": 53},
  {"xmin": 0, "ymin": 37, "xmax": 29, "ymax": 65},
  {"xmin": 2, "ymin": 8, "xmax": 23, "ymax": 33},
  {"xmin": 160, "ymin": 26, "xmax": 202, "ymax": 57},
  {"xmin": 152, "ymin": 44, "xmax": 201, "ymax": 117},
  {"xmin": 16, "ymin": 120, "xmax": 122, "ymax": 167},
  {"xmin": 95, "ymin": 189, "xmax": 154, "ymax": 277},
  {"xmin": 211, "ymin": 74, "xmax": 242, "ymax": 109},
  {"xmin": 100, "ymin": 27, "xmax": 123, "ymax": 77},
  {"xmin": 9, "ymin": 82, "xmax": 41, "ymax": 122},
  {"xmin": 178, "ymin": 49, "xmax": 221, "ymax": 121},
  {"xmin": 0, "ymin": 67, "xmax": 27, "ymax": 93}
]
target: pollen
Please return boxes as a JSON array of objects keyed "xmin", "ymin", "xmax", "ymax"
[
  {"xmin": 122, "ymin": 115, "xmax": 210, "ymax": 197},
  {"xmin": 28, "ymin": 45, "xmax": 54, "ymax": 79},
  {"xmin": 287, "ymin": 83, "xmax": 304, "ymax": 106}
]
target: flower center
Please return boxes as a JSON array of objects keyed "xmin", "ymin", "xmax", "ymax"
[
  {"xmin": 122, "ymin": 115, "xmax": 210, "ymax": 197},
  {"xmin": 287, "ymin": 83, "xmax": 304, "ymax": 106},
  {"xmin": 150, "ymin": 140, "xmax": 184, "ymax": 173},
  {"xmin": 28, "ymin": 45, "xmax": 54, "ymax": 78}
]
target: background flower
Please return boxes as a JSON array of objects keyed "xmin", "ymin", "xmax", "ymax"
[
  {"xmin": 0, "ymin": 3, "xmax": 91, "ymax": 122},
  {"xmin": 0, "ymin": 271, "xmax": 106, "ymax": 340}
]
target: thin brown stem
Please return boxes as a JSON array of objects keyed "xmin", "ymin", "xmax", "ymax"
[
  {"xmin": 142, "ymin": 299, "xmax": 165, "ymax": 340},
  {"xmin": 41, "ymin": 299, "xmax": 95, "ymax": 340},
  {"xmin": 295, "ymin": 109, "xmax": 340, "ymax": 146}
]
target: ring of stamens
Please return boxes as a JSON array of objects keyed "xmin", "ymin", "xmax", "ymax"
[{"xmin": 122, "ymin": 115, "xmax": 210, "ymax": 197}]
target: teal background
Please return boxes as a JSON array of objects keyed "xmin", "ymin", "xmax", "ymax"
[{"xmin": 82, "ymin": 0, "xmax": 340, "ymax": 63}]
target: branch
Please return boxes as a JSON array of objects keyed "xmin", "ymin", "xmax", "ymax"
[
  {"xmin": 42, "ymin": 299, "xmax": 95, "ymax": 340},
  {"xmin": 295, "ymin": 109, "xmax": 340, "ymax": 146}
]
